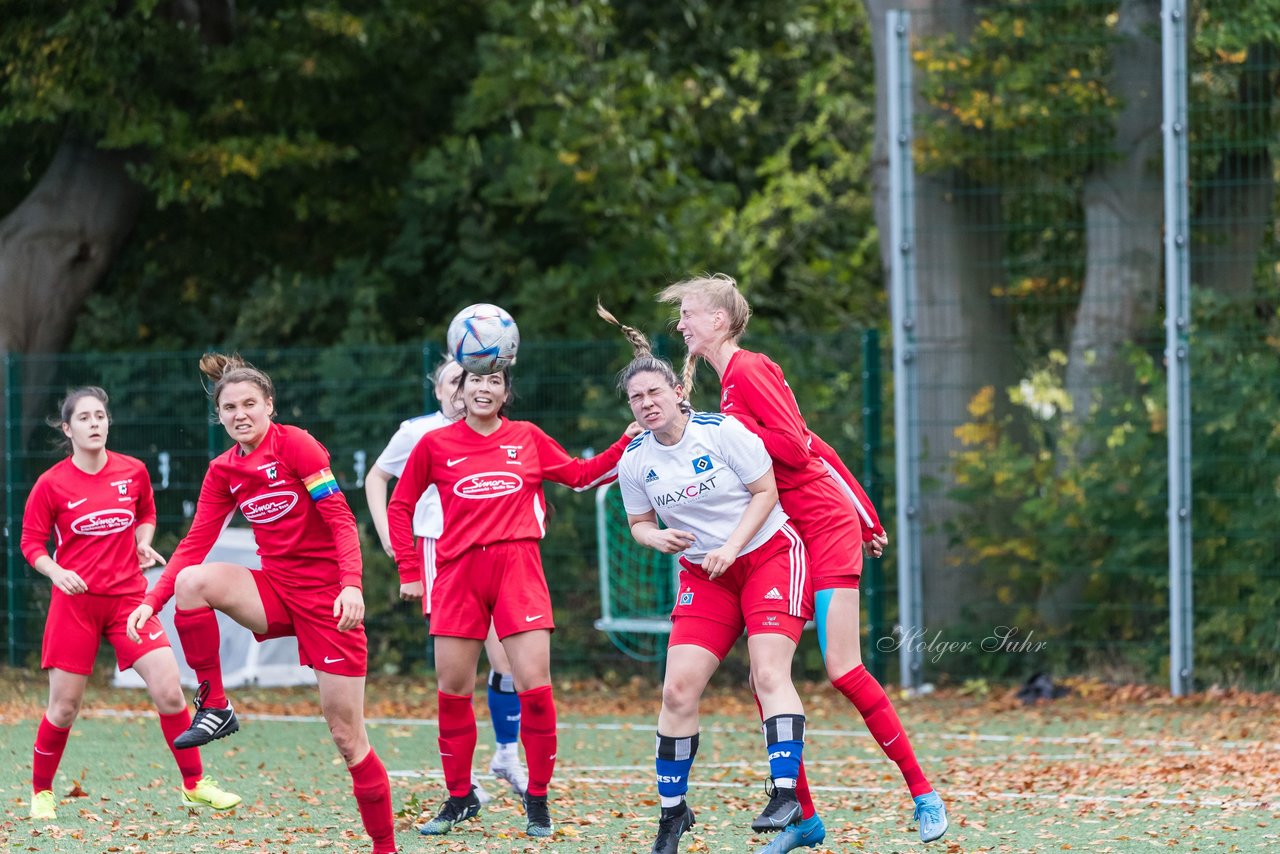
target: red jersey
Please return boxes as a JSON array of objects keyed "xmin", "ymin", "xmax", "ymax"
[
  {"xmin": 144, "ymin": 422, "xmax": 361, "ymax": 612},
  {"xmin": 808, "ymin": 431, "xmax": 884, "ymax": 539},
  {"xmin": 388, "ymin": 418, "xmax": 628, "ymax": 576},
  {"xmin": 720, "ymin": 349, "xmax": 882, "ymax": 542},
  {"xmin": 21, "ymin": 453, "xmax": 156, "ymax": 597}
]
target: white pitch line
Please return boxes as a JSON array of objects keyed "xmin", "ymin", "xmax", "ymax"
[
  {"xmin": 390, "ymin": 767, "xmax": 1277, "ymax": 812},
  {"xmin": 80, "ymin": 707, "xmax": 1278, "ymax": 755}
]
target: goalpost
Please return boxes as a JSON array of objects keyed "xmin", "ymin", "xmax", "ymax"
[{"xmin": 593, "ymin": 482, "xmax": 679, "ymax": 662}]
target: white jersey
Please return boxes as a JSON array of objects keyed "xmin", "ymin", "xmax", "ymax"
[
  {"xmin": 617, "ymin": 411, "xmax": 786, "ymax": 563},
  {"xmin": 373, "ymin": 411, "xmax": 453, "ymax": 538}
]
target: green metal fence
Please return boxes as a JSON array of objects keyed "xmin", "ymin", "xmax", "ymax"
[
  {"xmin": 884, "ymin": 1, "xmax": 1280, "ymax": 691},
  {"xmin": 2, "ymin": 332, "xmax": 885, "ymax": 677}
]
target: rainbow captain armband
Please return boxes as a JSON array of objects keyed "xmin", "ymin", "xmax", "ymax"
[{"xmin": 304, "ymin": 468, "xmax": 341, "ymax": 501}]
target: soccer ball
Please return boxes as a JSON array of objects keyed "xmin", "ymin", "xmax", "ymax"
[{"xmin": 446, "ymin": 303, "xmax": 520, "ymax": 375}]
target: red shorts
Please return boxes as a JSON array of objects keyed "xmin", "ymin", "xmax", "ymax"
[
  {"xmin": 251, "ymin": 569, "xmax": 367, "ymax": 677},
  {"xmin": 419, "ymin": 536, "xmax": 439, "ymax": 617},
  {"xmin": 42, "ymin": 589, "xmax": 170, "ymax": 674},
  {"xmin": 430, "ymin": 540, "xmax": 554, "ymax": 641},
  {"xmin": 669, "ymin": 526, "xmax": 812, "ymax": 661},
  {"xmin": 781, "ymin": 476, "xmax": 863, "ymax": 590}
]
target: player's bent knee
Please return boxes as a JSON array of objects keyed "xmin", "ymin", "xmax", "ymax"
[
  {"xmin": 46, "ymin": 700, "xmax": 80, "ymax": 728},
  {"xmin": 152, "ymin": 687, "xmax": 187, "ymax": 714},
  {"xmin": 173, "ymin": 566, "xmax": 212, "ymax": 606},
  {"xmin": 660, "ymin": 678, "xmax": 702, "ymax": 716},
  {"xmin": 329, "ymin": 727, "xmax": 369, "ymax": 764},
  {"xmin": 749, "ymin": 664, "xmax": 789, "ymax": 698}
]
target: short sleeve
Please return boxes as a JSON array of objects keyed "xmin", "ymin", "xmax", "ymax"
[
  {"xmin": 373, "ymin": 419, "xmax": 421, "ymax": 479},
  {"xmin": 716, "ymin": 416, "xmax": 773, "ymax": 486},
  {"xmin": 617, "ymin": 448, "xmax": 653, "ymax": 515}
]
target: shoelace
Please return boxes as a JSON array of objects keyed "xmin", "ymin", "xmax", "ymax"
[
  {"xmin": 193, "ymin": 679, "xmax": 211, "ymax": 712},
  {"xmin": 914, "ymin": 798, "xmax": 942, "ymax": 823}
]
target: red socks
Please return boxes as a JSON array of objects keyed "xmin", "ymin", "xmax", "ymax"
[
  {"xmin": 518, "ymin": 685, "xmax": 557, "ymax": 798},
  {"xmin": 437, "ymin": 692, "xmax": 478, "ymax": 798},
  {"xmin": 834, "ymin": 665, "xmax": 932, "ymax": 797},
  {"xmin": 32, "ymin": 716, "xmax": 70, "ymax": 792},
  {"xmin": 349, "ymin": 749, "xmax": 396, "ymax": 854},
  {"xmin": 753, "ymin": 693, "xmax": 816, "ymax": 819},
  {"xmin": 159, "ymin": 710, "xmax": 205, "ymax": 789},
  {"xmin": 174, "ymin": 606, "xmax": 228, "ymax": 709}
]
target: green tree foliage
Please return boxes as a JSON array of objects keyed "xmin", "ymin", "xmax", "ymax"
[
  {"xmin": 0, "ymin": 1, "xmax": 882, "ymax": 351},
  {"xmin": 910, "ymin": 0, "xmax": 1280, "ymax": 344},
  {"xmin": 947, "ymin": 293, "xmax": 1280, "ymax": 686}
]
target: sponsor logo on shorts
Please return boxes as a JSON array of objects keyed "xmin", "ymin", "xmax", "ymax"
[
  {"xmin": 453, "ymin": 471, "xmax": 523, "ymax": 499},
  {"xmin": 240, "ymin": 491, "xmax": 299, "ymax": 524},
  {"xmin": 525, "ymin": 614, "xmax": 543, "ymax": 622},
  {"xmin": 323, "ymin": 655, "xmax": 345, "ymax": 664},
  {"xmin": 762, "ymin": 615, "xmax": 780, "ymax": 627},
  {"xmin": 70, "ymin": 508, "xmax": 135, "ymax": 537},
  {"xmin": 149, "ymin": 630, "xmax": 164, "ymax": 640},
  {"xmin": 764, "ymin": 587, "xmax": 783, "ymax": 601}
]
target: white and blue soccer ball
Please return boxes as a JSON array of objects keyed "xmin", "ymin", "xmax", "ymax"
[{"xmin": 446, "ymin": 303, "xmax": 520, "ymax": 375}]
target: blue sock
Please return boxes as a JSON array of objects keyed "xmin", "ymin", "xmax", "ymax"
[
  {"xmin": 487, "ymin": 670, "xmax": 520, "ymax": 746},
  {"xmin": 655, "ymin": 732, "xmax": 698, "ymax": 808},
  {"xmin": 763, "ymin": 714, "xmax": 805, "ymax": 785}
]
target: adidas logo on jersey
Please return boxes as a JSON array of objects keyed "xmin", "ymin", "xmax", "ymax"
[
  {"xmin": 763, "ymin": 587, "xmax": 783, "ymax": 600},
  {"xmin": 645, "ymin": 468, "xmax": 659, "ymax": 483}
]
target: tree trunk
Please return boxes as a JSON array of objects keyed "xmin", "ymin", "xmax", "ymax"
[
  {"xmin": 865, "ymin": 0, "xmax": 1016, "ymax": 632},
  {"xmin": 1044, "ymin": 0, "xmax": 1162, "ymax": 628},
  {"xmin": 0, "ymin": 140, "xmax": 143, "ymax": 484},
  {"xmin": 1191, "ymin": 42, "xmax": 1275, "ymax": 299},
  {"xmin": 1064, "ymin": 0, "xmax": 1163, "ymax": 420}
]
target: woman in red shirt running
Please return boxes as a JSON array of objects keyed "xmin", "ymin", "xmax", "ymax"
[
  {"xmin": 659, "ymin": 274, "xmax": 949, "ymax": 849},
  {"xmin": 125, "ymin": 354, "xmax": 397, "ymax": 854},
  {"xmin": 387, "ymin": 366, "xmax": 637, "ymax": 839},
  {"xmin": 21, "ymin": 387, "xmax": 240, "ymax": 821}
]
